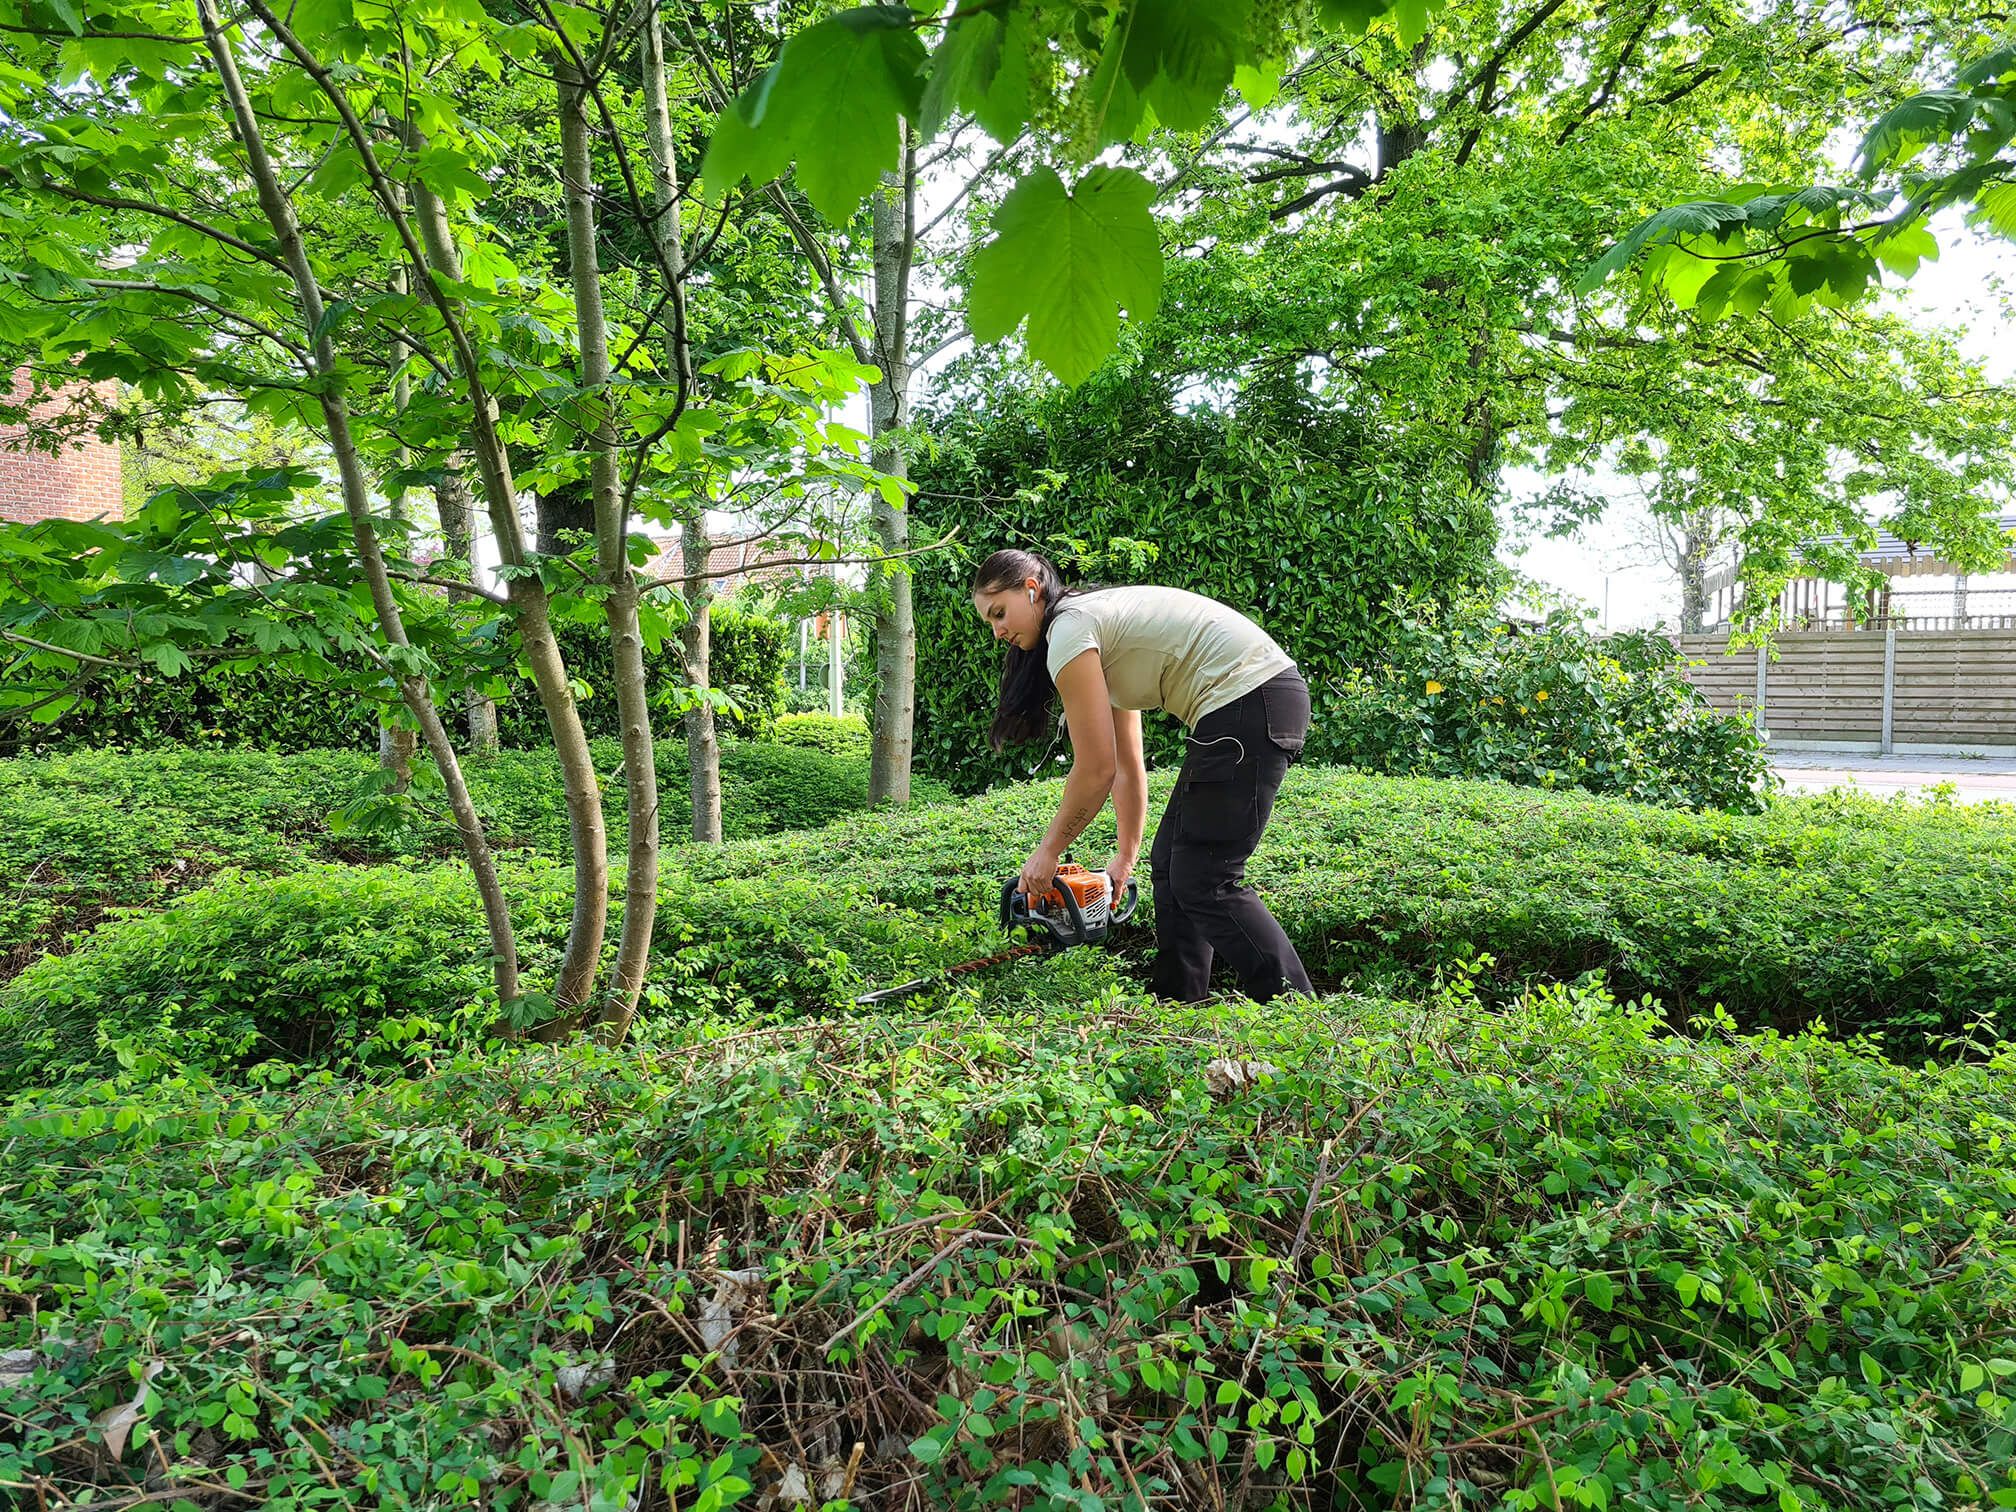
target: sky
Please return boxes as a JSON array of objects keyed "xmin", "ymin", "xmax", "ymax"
[{"xmin": 1499, "ymin": 220, "xmax": 2016, "ymax": 631}]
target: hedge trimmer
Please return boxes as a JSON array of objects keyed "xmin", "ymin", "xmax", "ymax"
[{"xmin": 853, "ymin": 861, "xmax": 1140, "ymax": 1006}]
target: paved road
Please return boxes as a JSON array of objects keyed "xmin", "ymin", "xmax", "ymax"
[{"xmin": 1771, "ymin": 751, "xmax": 2016, "ymax": 803}]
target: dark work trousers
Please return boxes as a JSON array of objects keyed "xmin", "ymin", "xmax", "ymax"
[{"xmin": 1148, "ymin": 668, "xmax": 1313, "ymax": 1003}]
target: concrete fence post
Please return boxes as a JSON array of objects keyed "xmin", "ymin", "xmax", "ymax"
[
  {"xmin": 1881, "ymin": 626, "xmax": 1897, "ymax": 755},
  {"xmin": 1753, "ymin": 643, "xmax": 1768, "ymax": 737}
]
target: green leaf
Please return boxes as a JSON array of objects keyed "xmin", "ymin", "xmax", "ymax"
[
  {"xmin": 701, "ymin": 7, "xmax": 926, "ymax": 223},
  {"xmin": 967, "ymin": 165, "xmax": 1162, "ymax": 387},
  {"xmin": 1970, "ymin": 182, "xmax": 2016, "ymax": 240},
  {"xmin": 1858, "ymin": 1351, "xmax": 1884, "ymax": 1388},
  {"xmin": 919, "ymin": 3, "xmax": 1035, "ymax": 142},
  {"xmin": 1583, "ymin": 1272, "xmax": 1616, "ymax": 1311},
  {"xmin": 1858, "ymin": 90, "xmax": 1978, "ymax": 174},
  {"xmin": 1123, "ymin": 0, "xmax": 1250, "ymax": 132},
  {"xmin": 46, "ymin": 0, "xmax": 83, "ymax": 37}
]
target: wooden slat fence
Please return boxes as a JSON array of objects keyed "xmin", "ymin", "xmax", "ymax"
[{"xmin": 1679, "ymin": 629, "xmax": 2016, "ymax": 751}]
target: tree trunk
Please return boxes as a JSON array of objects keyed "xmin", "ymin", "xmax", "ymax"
[
  {"xmin": 558, "ymin": 52, "xmax": 659, "ymax": 1043},
  {"xmin": 681, "ymin": 524, "xmax": 724, "ymax": 844},
  {"xmin": 198, "ymin": 0, "xmax": 520, "ymax": 1004},
  {"xmin": 435, "ymin": 462, "xmax": 500, "ymax": 753},
  {"xmin": 405, "ymin": 135, "xmax": 608, "ymax": 1016},
  {"xmin": 379, "ymin": 260, "xmax": 417, "ymax": 789},
  {"xmin": 535, "ymin": 478, "xmax": 597, "ymax": 557},
  {"xmin": 641, "ymin": 12, "xmax": 722, "ymax": 852},
  {"xmin": 1679, "ymin": 518, "xmax": 1710, "ymax": 634},
  {"xmin": 867, "ymin": 147, "xmax": 916, "ymax": 805}
]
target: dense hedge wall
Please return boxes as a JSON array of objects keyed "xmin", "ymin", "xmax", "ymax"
[
  {"xmin": 909, "ymin": 374, "xmax": 1501, "ymax": 787},
  {"xmin": 11, "ymin": 601, "xmax": 794, "ymax": 756}
]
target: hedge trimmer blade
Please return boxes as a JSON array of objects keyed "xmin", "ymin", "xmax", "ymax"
[
  {"xmin": 852, "ymin": 942, "xmax": 1049, "ymax": 1006},
  {"xmin": 851, "ymin": 862, "xmax": 1140, "ymax": 1007}
]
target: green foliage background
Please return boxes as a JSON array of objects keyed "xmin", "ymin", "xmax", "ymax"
[{"xmin": 909, "ymin": 373, "xmax": 1502, "ymax": 787}]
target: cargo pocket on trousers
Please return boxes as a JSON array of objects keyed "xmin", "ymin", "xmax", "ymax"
[
  {"xmin": 1260, "ymin": 677, "xmax": 1309, "ymax": 760},
  {"xmin": 1177, "ymin": 739, "xmax": 1257, "ymax": 849}
]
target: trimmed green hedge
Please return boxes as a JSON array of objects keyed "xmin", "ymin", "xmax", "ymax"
[
  {"xmin": 9, "ymin": 753, "xmax": 2013, "ymax": 1062},
  {"xmin": 3, "ymin": 990, "xmax": 2012, "ymax": 1508},
  {"xmin": 0, "ymin": 743, "xmax": 953, "ymax": 978},
  {"xmin": 675, "ymin": 769, "xmax": 2016, "ymax": 1051},
  {"xmin": 771, "ymin": 711, "xmax": 870, "ymax": 758}
]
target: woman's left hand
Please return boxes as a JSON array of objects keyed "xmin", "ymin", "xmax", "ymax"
[{"xmin": 1018, "ymin": 845, "xmax": 1061, "ymax": 904}]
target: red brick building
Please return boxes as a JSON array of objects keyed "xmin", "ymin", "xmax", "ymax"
[{"xmin": 0, "ymin": 370, "xmax": 123, "ymax": 525}]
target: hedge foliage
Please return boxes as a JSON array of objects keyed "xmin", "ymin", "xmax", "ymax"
[
  {"xmin": 910, "ymin": 373, "xmax": 1501, "ymax": 788},
  {"xmin": 0, "ymin": 743, "xmax": 951, "ymax": 980},
  {"xmin": 667, "ymin": 769, "xmax": 2016, "ymax": 1052},
  {"xmin": 9, "ymin": 759, "xmax": 2014, "ymax": 1083},
  {"xmin": 12, "ymin": 600, "xmax": 795, "ymax": 756},
  {"xmin": 2, "ymin": 989, "xmax": 2011, "ymax": 1509},
  {"xmin": 1324, "ymin": 601, "xmax": 1773, "ymax": 811},
  {"xmin": 771, "ymin": 712, "xmax": 870, "ymax": 758}
]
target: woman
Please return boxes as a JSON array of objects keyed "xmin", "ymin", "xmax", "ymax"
[{"xmin": 971, "ymin": 548, "xmax": 1313, "ymax": 1003}]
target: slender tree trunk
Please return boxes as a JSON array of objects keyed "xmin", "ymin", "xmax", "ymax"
[
  {"xmin": 557, "ymin": 53, "xmax": 659, "ymax": 1043},
  {"xmin": 378, "ymin": 260, "xmax": 417, "ymax": 788},
  {"xmin": 435, "ymin": 462, "xmax": 500, "ymax": 753},
  {"xmin": 641, "ymin": 12, "xmax": 722, "ymax": 850},
  {"xmin": 197, "ymin": 0, "xmax": 519, "ymax": 1004},
  {"xmin": 680, "ymin": 523, "xmax": 724, "ymax": 843},
  {"xmin": 867, "ymin": 145, "xmax": 916, "ymax": 805},
  {"xmin": 405, "ymin": 137, "xmax": 608, "ymax": 1015},
  {"xmin": 1679, "ymin": 518, "xmax": 1710, "ymax": 634}
]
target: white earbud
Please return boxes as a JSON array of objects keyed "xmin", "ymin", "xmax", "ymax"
[{"xmin": 1027, "ymin": 589, "xmax": 1036, "ymax": 603}]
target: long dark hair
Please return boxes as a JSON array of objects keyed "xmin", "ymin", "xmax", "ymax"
[{"xmin": 972, "ymin": 548, "xmax": 1095, "ymax": 750}]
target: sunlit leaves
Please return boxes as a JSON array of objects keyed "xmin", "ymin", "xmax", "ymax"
[
  {"xmin": 967, "ymin": 166, "xmax": 1162, "ymax": 386},
  {"xmin": 700, "ymin": 7, "xmax": 926, "ymax": 222}
]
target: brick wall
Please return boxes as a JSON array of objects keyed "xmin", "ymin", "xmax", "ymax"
[{"xmin": 0, "ymin": 369, "xmax": 124, "ymax": 525}]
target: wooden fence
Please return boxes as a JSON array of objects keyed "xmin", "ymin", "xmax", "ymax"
[{"xmin": 1678, "ymin": 629, "xmax": 2016, "ymax": 753}]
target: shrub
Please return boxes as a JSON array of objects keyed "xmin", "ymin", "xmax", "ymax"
[
  {"xmin": 0, "ymin": 843, "xmax": 1091, "ymax": 1086},
  {"xmin": 706, "ymin": 603, "xmax": 791, "ymax": 736},
  {"xmin": 0, "ymin": 742, "xmax": 951, "ymax": 976},
  {"xmin": 1326, "ymin": 598, "xmax": 1773, "ymax": 811},
  {"xmin": 496, "ymin": 603, "xmax": 794, "ymax": 748},
  {"xmin": 0, "ymin": 748, "xmax": 376, "ymax": 978},
  {"xmin": 770, "ymin": 711, "xmax": 870, "ymax": 758},
  {"xmin": 0, "ymin": 865, "xmax": 535, "ymax": 1088},
  {"xmin": 1, "ymin": 659, "xmax": 385, "ymax": 758},
  {"xmin": 2, "ymin": 989, "xmax": 2011, "ymax": 1509},
  {"xmin": 675, "ymin": 768, "xmax": 2016, "ymax": 1052},
  {"xmin": 910, "ymin": 372, "xmax": 1502, "ymax": 788}
]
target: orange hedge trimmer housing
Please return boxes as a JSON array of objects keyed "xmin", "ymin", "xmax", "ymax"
[{"xmin": 853, "ymin": 862, "xmax": 1140, "ymax": 1006}]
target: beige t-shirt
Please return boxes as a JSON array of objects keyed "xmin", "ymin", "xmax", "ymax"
[{"xmin": 1044, "ymin": 586, "xmax": 1294, "ymax": 728}]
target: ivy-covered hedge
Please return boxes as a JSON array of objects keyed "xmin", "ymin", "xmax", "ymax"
[
  {"xmin": 2, "ymin": 990, "xmax": 2011, "ymax": 1509},
  {"xmin": 909, "ymin": 373, "xmax": 1501, "ymax": 787}
]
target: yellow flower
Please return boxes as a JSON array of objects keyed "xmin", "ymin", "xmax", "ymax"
[
  {"xmin": 1535, "ymin": 689, "xmax": 1549, "ymax": 702},
  {"xmin": 1492, "ymin": 696, "xmax": 1505, "ymax": 705},
  {"xmin": 1424, "ymin": 680, "xmax": 1445, "ymax": 695}
]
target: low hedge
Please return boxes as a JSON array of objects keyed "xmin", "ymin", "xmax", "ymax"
[
  {"xmin": 9, "ymin": 753, "xmax": 2014, "ymax": 1057},
  {"xmin": 675, "ymin": 769, "xmax": 2016, "ymax": 1052},
  {"xmin": 770, "ymin": 711, "xmax": 870, "ymax": 758},
  {"xmin": 0, "ymin": 743, "xmax": 953, "ymax": 979},
  {"xmin": 2, "ymin": 990, "xmax": 2011, "ymax": 1508},
  {"xmin": 0, "ymin": 853, "xmax": 1108, "ymax": 1089}
]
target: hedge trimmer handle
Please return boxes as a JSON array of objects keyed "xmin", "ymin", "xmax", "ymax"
[{"xmin": 1110, "ymin": 875, "xmax": 1140, "ymax": 925}]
